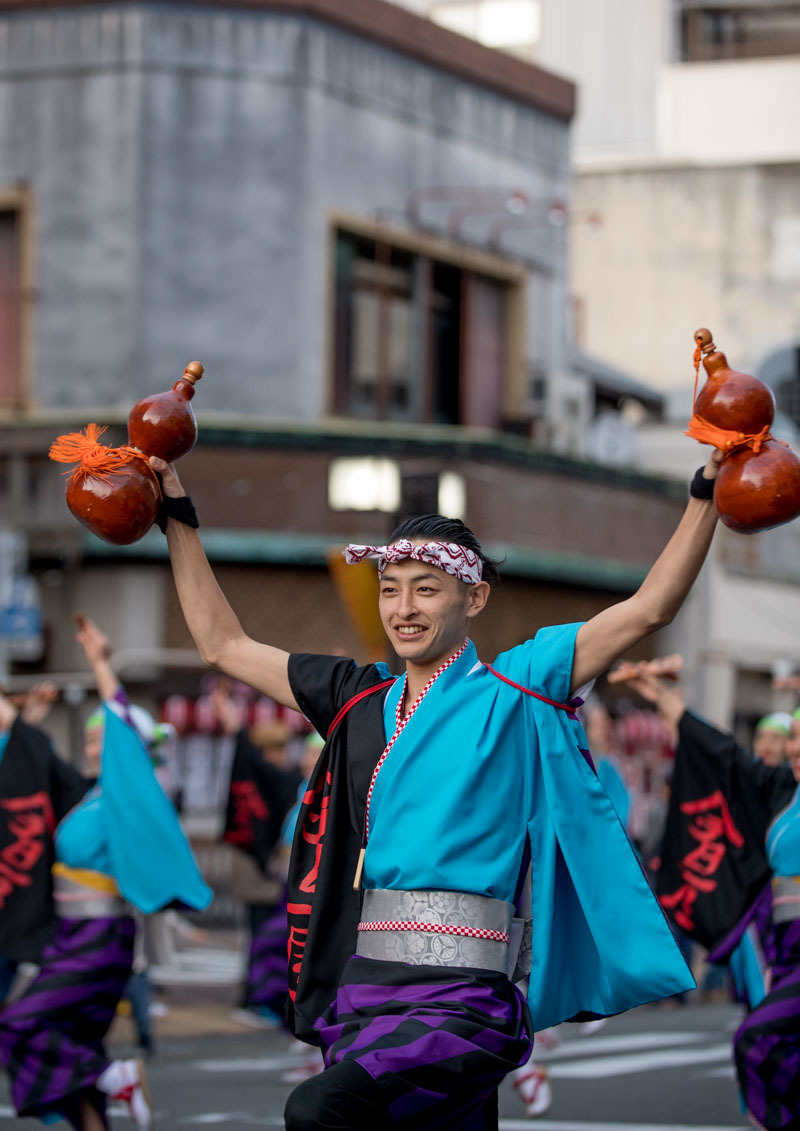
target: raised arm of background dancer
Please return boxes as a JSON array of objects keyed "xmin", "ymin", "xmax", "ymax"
[
  {"xmin": 74, "ymin": 613, "xmax": 120, "ymax": 703},
  {"xmin": 617, "ymin": 663, "xmax": 686, "ymax": 745},
  {"xmin": 623, "ymin": 661, "xmax": 786, "ymax": 810},
  {"xmin": 209, "ymin": 681, "xmax": 246, "ymax": 735},
  {"xmin": 148, "ymin": 456, "xmax": 299, "ymax": 711},
  {"xmin": 570, "ymin": 450, "xmax": 722, "ymax": 694}
]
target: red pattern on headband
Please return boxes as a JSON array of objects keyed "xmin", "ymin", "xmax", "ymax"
[{"xmin": 344, "ymin": 540, "xmax": 483, "ymax": 584}]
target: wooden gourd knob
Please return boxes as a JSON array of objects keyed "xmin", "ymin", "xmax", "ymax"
[
  {"xmin": 182, "ymin": 362, "xmax": 204, "ymax": 385},
  {"xmin": 694, "ymin": 327, "xmax": 715, "ymax": 354}
]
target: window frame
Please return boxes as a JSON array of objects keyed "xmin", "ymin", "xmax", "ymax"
[
  {"xmin": 325, "ymin": 210, "xmax": 528, "ymax": 428},
  {"xmin": 680, "ymin": 2, "xmax": 800, "ymax": 62},
  {"xmin": 0, "ymin": 187, "xmax": 33, "ymax": 413}
]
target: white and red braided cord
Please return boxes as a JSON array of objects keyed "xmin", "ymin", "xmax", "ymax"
[
  {"xmin": 357, "ymin": 919, "xmax": 509, "ymax": 943},
  {"xmin": 363, "ymin": 638, "xmax": 468, "ymax": 842}
]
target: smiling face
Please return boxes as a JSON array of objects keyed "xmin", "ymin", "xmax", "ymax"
[
  {"xmin": 786, "ymin": 719, "xmax": 800, "ymax": 782},
  {"xmin": 378, "ymin": 552, "xmax": 489, "ymax": 676}
]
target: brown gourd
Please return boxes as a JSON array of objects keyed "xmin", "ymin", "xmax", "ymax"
[
  {"xmin": 688, "ymin": 329, "xmax": 800, "ymax": 533},
  {"xmin": 49, "ymin": 361, "xmax": 205, "ymax": 545},
  {"xmin": 127, "ymin": 361, "xmax": 204, "ymax": 462},
  {"xmin": 64, "ymin": 446, "xmax": 161, "ymax": 546}
]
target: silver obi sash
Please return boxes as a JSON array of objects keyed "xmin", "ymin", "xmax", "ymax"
[
  {"xmin": 356, "ymin": 888, "xmax": 531, "ymax": 979},
  {"xmin": 772, "ymin": 875, "xmax": 800, "ymax": 924},
  {"xmin": 53, "ymin": 865, "xmax": 128, "ymax": 919}
]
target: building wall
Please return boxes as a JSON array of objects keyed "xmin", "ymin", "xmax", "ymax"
[
  {"xmin": 0, "ymin": 8, "xmax": 146, "ymax": 410},
  {"xmin": 657, "ymin": 56, "xmax": 800, "ymax": 166},
  {"xmin": 536, "ymin": 0, "xmax": 670, "ymax": 156},
  {"xmin": 570, "ymin": 161, "xmax": 800, "ymax": 391},
  {"xmin": 0, "ymin": 2, "xmax": 573, "ymax": 417}
]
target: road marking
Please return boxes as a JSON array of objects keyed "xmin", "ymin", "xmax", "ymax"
[
  {"xmin": 537, "ymin": 1031, "xmax": 708, "ymax": 1059},
  {"xmin": 190, "ymin": 1055, "xmax": 298, "ymax": 1072},
  {"xmin": 150, "ymin": 947, "xmax": 243, "ymax": 986},
  {"xmin": 546, "ymin": 1042, "xmax": 732, "ymax": 1079},
  {"xmin": 498, "ymin": 1123, "xmax": 745, "ymax": 1131},
  {"xmin": 181, "ymin": 1118, "xmax": 746, "ymax": 1131},
  {"xmin": 177, "ymin": 1112, "xmax": 260, "ymax": 1121},
  {"xmin": 702, "ymin": 1065, "xmax": 736, "ymax": 1079},
  {"xmin": 178, "ymin": 1115, "xmax": 265, "ymax": 1125}
]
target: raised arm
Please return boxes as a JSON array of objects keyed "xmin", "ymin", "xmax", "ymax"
[
  {"xmin": 148, "ymin": 457, "xmax": 298, "ymax": 710},
  {"xmin": 616, "ymin": 657, "xmax": 791, "ymax": 813},
  {"xmin": 610, "ymin": 658, "xmax": 687, "ymax": 744},
  {"xmin": 74, "ymin": 613, "xmax": 121, "ymax": 703},
  {"xmin": 570, "ymin": 451, "xmax": 721, "ymax": 694}
]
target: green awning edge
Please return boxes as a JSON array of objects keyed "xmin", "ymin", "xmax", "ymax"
[{"xmin": 82, "ymin": 528, "xmax": 647, "ymax": 592}]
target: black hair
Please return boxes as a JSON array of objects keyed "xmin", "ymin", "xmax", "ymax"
[{"xmin": 388, "ymin": 514, "xmax": 503, "ymax": 587}]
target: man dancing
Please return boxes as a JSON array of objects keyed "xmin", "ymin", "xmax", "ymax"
[{"xmin": 150, "ymin": 450, "xmax": 721, "ymax": 1129}]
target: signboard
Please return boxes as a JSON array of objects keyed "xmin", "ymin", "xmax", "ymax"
[{"xmin": 0, "ymin": 530, "xmax": 43, "ymax": 662}]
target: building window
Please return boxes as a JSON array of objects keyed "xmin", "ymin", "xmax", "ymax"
[
  {"xmin": 680, "ymin": 3, "xmax": 800, "ymax": 62},
  {"xmin": 333, "ymin": 229, "xmax": 516, "ymax": 428},
  {"xmin": 0, "ymin": 204, "xmax": 25, "ymax": 409}
]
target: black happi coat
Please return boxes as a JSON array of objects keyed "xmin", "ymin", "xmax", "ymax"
[
  {"xmin": 222, "ymin": 728, "xmax": 301, "ymax": 873},
  {"xmin": 657, "ymin": 709, "xmax": 795, "ymax": 951},
  {"xmin": 0, "ymin": 719, "xmax": 88, "ymax": 962},
  {"xmin": 285, "ymin": 653, "xmax": 395, "ymax": 1043}
]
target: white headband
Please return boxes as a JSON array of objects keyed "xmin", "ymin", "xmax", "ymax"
[{"xmin": 343, "ymin": 540, "xmax": 483, "ymax": 585}]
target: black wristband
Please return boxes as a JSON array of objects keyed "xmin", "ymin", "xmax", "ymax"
[
  {"xmin": 689, "ymin": 467, "xmax": 716, "ymax": 500},
  {"xmin": 155, "ymin": 494, "xmax": 199, "ymax": 534}
]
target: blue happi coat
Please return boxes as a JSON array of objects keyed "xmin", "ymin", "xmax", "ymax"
[{"xmin": 364, "ymin": 625, "xmax": 693, "ymax": 1029}]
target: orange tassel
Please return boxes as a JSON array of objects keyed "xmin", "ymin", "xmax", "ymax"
[
  {"xmin": 49, "ymin": 423, "xmax": 160, "ymax": 492},
  {"xmin": 685, "ymin": 415, "xmax": 772, "ymax": 454}
]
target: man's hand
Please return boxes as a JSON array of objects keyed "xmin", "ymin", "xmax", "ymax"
[
  {"xmin": 20, "ymin": 681, "xmax": 59, "ymax": 727},
  {"xmin": 702, "ymin": 448, "xmax": 724, "ymax": 480},
  {"xmin": 609, "ymin": 657, "xmax": 686, "ymax": 737},
  {"xmin": 149, "ymin": 456, "xmax": 186, "ymax": 499},
  {"xmin": 73, "ymin": 613, "xmax": 112, "ymax": 666}
]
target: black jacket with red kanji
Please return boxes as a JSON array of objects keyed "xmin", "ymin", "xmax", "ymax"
[
  {"xmin": 284, "ymin": 653, "xmax": 394, "ymax": 1043},
  {"xmin": 0, "ymin": 718, "xmax": 88, "ymax": 963}
]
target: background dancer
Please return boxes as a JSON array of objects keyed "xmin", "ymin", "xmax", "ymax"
[
  {"xmin": 217, "ymin": 684, "xmax": 300, "ymax": 1028},
  {"xmin": 0, "ymin": 686, "xmax": 87, "ymax": 1004},
  {"xmin": 0, "ymin": 615, "xmax": 212, "ymax": 1131},
  {"xmin": 623, "ymin": 662, "xmax": 800, "ymax": 1130},
  {"xmin": 752, "ymin": 712, "xmax": 792, "ymax": 768},
  {"xmin": 150, "ymin": 448, "xmax": 721, "ymax": 1130}
]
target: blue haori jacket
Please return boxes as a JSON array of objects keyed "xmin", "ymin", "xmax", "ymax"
[
  {"xmin": 524, "ymin": 664, "xmax": 693, "ymax": 1026},
  {"xmin": 285, "ymin": 626, "xmax": 694, "ymax": 1041}
]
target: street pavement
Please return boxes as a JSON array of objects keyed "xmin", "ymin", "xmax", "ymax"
[{"xmin": 0, "ymin": 937, "xmax": 753, "ymax": 1128}]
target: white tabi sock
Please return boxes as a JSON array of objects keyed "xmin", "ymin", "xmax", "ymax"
[{"xmin": 96, "ymin": 1059, "xmax": 137, "ymax": 1096}]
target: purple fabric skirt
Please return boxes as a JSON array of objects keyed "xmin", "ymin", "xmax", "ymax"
[
  {"xmin": 244, "ymin": 901, "xmax": 289, "ymax": 1020},
  {"xmin": 314, "ymin": 955, "xmax": 532, "ymax": 1129},
  {"xmin": 0, "ymin": 915, "xmax": 135, "ymax": 1129},
  {"xmin": 734, "ymin": 918, "xmax": 800, "ymax": 1129}
]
